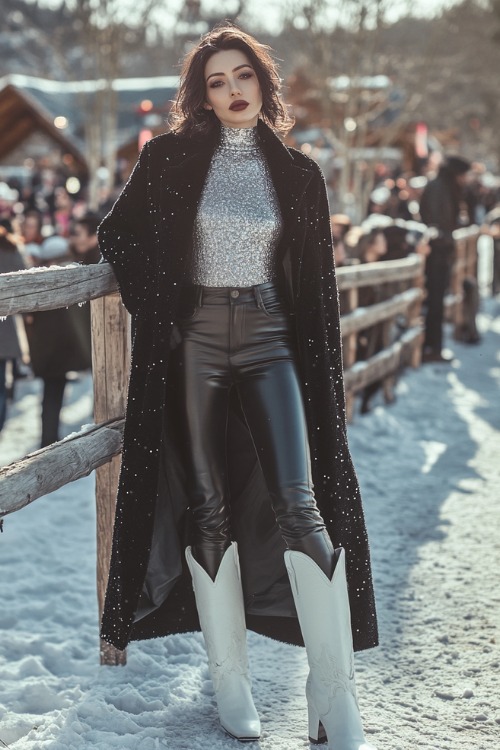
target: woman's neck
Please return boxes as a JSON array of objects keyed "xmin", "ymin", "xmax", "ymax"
[{"xmin": 219, "ymin": 124, "xmax": 259, "ymax": 151}]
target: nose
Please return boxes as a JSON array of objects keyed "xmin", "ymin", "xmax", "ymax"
[{"xmin": 229, "ymin": 79, "xmax": 241, "ymax": 96}]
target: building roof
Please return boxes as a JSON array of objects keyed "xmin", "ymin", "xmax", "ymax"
[
  {"xmin": 0, "ymin": 83, "xmax": 88, "ymax": 169},
  {"xmin": 0, "ymin": 74, "xmax": 180, "ymax": 168}
]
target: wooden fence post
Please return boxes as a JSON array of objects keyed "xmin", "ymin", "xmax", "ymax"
[
  {"xmin": 409, "ymin": 260, "xmax": 424, "ymax": 368},
  {"xmin": 342, "ymin": 286, "xmax": 359, "ymax": 422},
  {"xmin": 452, "ymin": 236, "xmax": 466, "ymax": 330},
  {"xmin": 381, "ymin": 318, "xmax": 396, "ymax": 404},
  {"xmin": 91, "ymin": 293, "xmax": 130, "ymax": 666}
]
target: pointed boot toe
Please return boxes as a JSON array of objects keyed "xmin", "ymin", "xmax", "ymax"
[{"xmin": 216, "ymin": 670, "xmax": 261, "ymax": 740}]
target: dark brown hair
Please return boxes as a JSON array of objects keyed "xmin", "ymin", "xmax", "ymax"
[
  {"xmin": 169, "ymin": 22, "xmax": 293, "ymax": 138},
  {"xmin": 74, "ymin": 212, "xmax": 100, "ymax": 236}
]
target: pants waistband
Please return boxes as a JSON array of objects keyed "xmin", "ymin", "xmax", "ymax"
[{"xmin": 180, "ymin": 280, "xmax": 283, "ymax": 306}]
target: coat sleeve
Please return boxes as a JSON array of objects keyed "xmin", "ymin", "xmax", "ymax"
[
  {"xmin": 302, "ymin": 161, "xmax": 348, "ymax": 430},
  {"xmin": 97, "ymin": 141, "xmax": 154, "ymax": 315}
]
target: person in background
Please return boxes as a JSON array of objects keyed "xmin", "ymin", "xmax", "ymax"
[
  {"xmin": 0, "ymin": 220, "xmax": 27, "ymax": 432},
  {"xmin": 0, "ymin": 182, "xmax": 18, "ymax": 223},
  {"xmin": 21, "ymin": 210, "xmax": 44, "ymax": 257},
  {"xmin": 68, "ymin": 212, "xmax": 100, "ymax": 360},
  {"xmin": 53, "ymin": 187, "xmax": 73, "ymax": 238},
  {"xmin": 367, "ymin": 185, "xmax": 391, "ymax": 216},
  {"xmin": 419, "ymin": 155, "xmax": 471, "ymax": 363},
  {"xmin": 69, "ymin": 213, "xmax": 101, "ymax": 265},
  {"xmin": 97, "ymin": 184, "xmax": 118, "ymax": 218},
  {"xmin": 361, "ymin": 214, "xmax": 433, "ymax": 262},
  {"xmin": 25, "ymin": 236, "xmax": 92, "ymax": 447},
  {"xmin": 357, "ymin": 227, "xmax": 388, "ymax": 264},
  {"xmin": 330, "ymin": 213, "xmax": 351, "ymax": 267}
]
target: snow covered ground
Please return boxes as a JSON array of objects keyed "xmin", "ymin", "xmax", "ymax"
[{"xmin": 1, "ymin": 296, "xmax": 499, "ymax": 750}]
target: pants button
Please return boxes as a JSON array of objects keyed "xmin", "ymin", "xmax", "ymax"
[{"xmin": 230, "ymin": 289, "xmax": 239, "ymax": 298}]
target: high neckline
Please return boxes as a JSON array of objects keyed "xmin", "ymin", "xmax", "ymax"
[{"xmin": 219, "ymin": 125, "xmax": 259, "ymax": 151}]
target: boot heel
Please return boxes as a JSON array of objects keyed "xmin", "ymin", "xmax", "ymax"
[{"xmin": 307, "ymin": 701, "xmax": 327, "ymax": 744}]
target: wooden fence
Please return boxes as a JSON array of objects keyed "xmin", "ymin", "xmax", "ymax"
[
  {"xmin": 445, "ymin": 225, "xmax": 480, "ymax": 330},
  {"xmin": 337, "ymin": 254, "xmax": 424, "ymax": 419},
  {"xmin": 0, "ymin": 226, "xmax": 478, "ymax": 665},
  {"xmin": 0, "ymin": 264, "xmax": 128, "ymax": 666}
]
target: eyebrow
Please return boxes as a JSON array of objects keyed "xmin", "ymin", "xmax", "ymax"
[{"xmin": 206, "ymin": 64, "xmax": 253, "ymax": 82}]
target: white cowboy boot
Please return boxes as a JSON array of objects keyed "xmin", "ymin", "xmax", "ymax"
[
  {"xmin": 185, "ymin": 542, "xmax": 261, "ymax": 742},
  {"xmin": 284, "ymin": 548, "xmax": 377, "ymax": 750}
]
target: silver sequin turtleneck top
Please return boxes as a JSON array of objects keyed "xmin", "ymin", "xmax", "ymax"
[{"xmin": 191, "ymin": 125, "xmax": 283, "ymax": 287}]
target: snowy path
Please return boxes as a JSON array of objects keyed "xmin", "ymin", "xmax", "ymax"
[{"xmin": 1, "ymin": 301, "xmax": 499, "ymax": 750}]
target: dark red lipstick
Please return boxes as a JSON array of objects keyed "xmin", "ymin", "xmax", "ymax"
[{"xmin": 229, "ymin": 100, "xmax": 249, "ymax": 111}]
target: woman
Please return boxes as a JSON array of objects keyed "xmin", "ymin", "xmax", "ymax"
[{"xmin": 98, "ymin": 24, "xmax": 378, "ymax": 750}]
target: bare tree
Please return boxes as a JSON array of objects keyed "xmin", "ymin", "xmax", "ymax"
[
  {"xmin": 280, "ymin": 0, "xmax": 447, "ymax": 219},
  {"xmin": 62, "ymin": 0, "xmax": 173, "ymax": 207}
]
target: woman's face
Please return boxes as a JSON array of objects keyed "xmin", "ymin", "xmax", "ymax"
[{"xmin": 204, "ymin": 49, "xmax": 262, "ymax": 129}]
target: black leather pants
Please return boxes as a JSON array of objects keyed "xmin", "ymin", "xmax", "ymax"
[{"xmin": 175, "ymin": 280, "xmax": 335, "ymax": 581}]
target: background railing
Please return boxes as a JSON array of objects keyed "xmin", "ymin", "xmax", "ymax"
[{"xmin": 338, "ymin": 254, "xmax": 424, "ymax": 418}]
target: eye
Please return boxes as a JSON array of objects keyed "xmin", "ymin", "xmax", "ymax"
[
  {"xmin": 209, "ymin": 80, "xmax": 224, "ymax": 89},
  {"xmin": 239, "ymin": 72, "xmax": 253, "ymax": 79}
]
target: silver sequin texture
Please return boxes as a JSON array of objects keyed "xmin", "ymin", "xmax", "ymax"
[{"xmin": 191, "ymin": 125, "xmax": 283, "ymax": 286}]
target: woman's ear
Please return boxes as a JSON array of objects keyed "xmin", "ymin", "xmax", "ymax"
[{"xmin": 203, "ymin": 102, "xmax": 213, "ymax": 110}]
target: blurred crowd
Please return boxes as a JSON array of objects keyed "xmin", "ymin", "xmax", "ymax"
[
  {"xmin": 1, "ymin": 148, "xmax": 500, "ymax": 441},
  {"xmin": 330, "ymin": 153, "xmax": 500, "ymax": 410},
  {"xmin": 330, "ymin": 155, "xmax": 500, "ymax": 271},
  {"xmin": 0, "ymin": 168, "xmax": 111, "ymax": 448}
]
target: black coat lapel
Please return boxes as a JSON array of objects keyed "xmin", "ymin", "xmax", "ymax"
[
  {"xmin": 156, "ymin": 130, "xmax": 218, "ymax": 217},
  {"xmin": 256, "ymin": 120, "xmax": 314, "ymax": 257},
  {"xmin": 156, "ymin": 120, "xmax": 314, "ymax": 252},
  {"xmin": 153, "ymin": 129, "xmax": 219, "ymax": 282}
]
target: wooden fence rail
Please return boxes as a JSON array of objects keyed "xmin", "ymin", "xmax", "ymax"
[
  {"xmin": 0, "ymin": 418, "xmax": 124, "ymax": 516},
  {"xmin": 0, "ymin": 263, "xmax": 117, "ymax": 317},
  {"xmin": 337, "ymin": 254, "xmax": 424, "ymax": 290},
  {"xmin": 340, "ymin": 288, "xmax": 423, "ymax": 336}
]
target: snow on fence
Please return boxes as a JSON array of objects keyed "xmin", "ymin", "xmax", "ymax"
[{"xmin": 0, "ymin": 228, "xmax": 478, "ymax": 665}]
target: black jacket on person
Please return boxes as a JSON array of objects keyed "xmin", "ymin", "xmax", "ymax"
[
  {"xmin": 419, "ymin": 164, "xmax": 462, "ymax": 246},
  {"xmin": 97, "ymin": 118, "xmax": 378, "ymax": 653},
  {"xmin": 25, "ymin": 306, "xmax": 91, "ymax": 379},
  {"xmin": 24, "ymin": 259, "xmax": 91, "ymax": 379}
]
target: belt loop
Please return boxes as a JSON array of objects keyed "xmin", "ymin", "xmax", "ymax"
[
  {"xmin": 253, "ymin": 284, "xmax": 264, "ymax": 310},
  {"xmin": 196, "ymin": 285, "xmax": 203, "ymax": 307}
]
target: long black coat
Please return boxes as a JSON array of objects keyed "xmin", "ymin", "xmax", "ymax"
[{"xmin": 97, "ymin": 119, "xmax": 378, "ymax": 653}]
